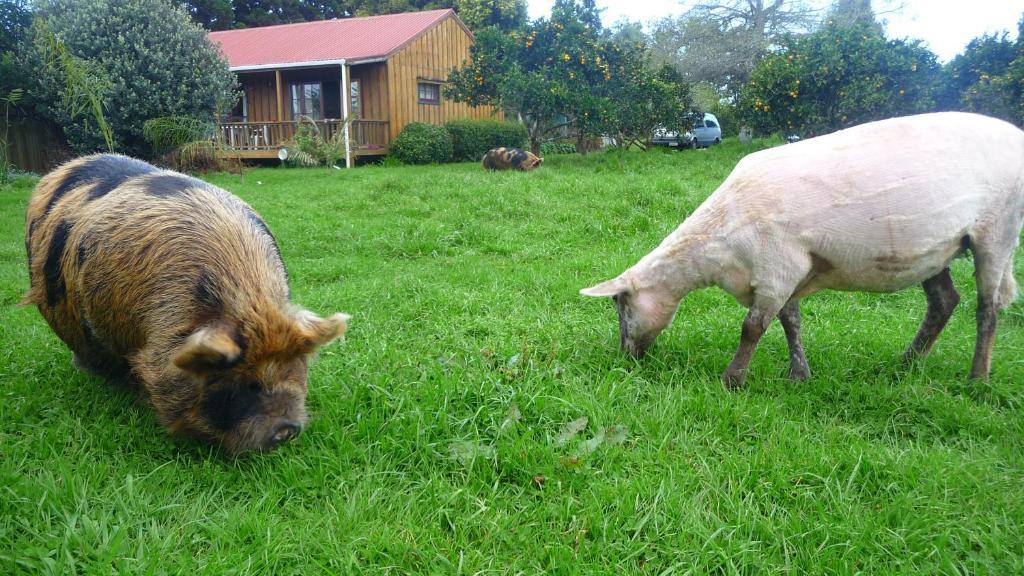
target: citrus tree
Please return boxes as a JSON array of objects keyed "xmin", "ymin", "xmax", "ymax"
[
  {"xmin": 738, "ymin": 22, "xmax": 941, "ymax": 136},
  {"xmin": 446, "ymin": 2, "xmax": 610, "ymax": 154}
]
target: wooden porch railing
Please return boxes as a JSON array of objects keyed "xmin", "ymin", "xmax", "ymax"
[{"xmin": 217, "ymin": 119, "xmax": 390, "ymax": 152}]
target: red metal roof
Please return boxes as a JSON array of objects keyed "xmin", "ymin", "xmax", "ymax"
[{"xmin": 209, "ymin": 9, "xmax": 460, "ymax": 69}]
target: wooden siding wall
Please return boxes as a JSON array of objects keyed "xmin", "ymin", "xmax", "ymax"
[
  {"xmin": 239, "ymin": 65, "xmax": 390, "ymax": 122},
  {"xmin": 349, "ymin": 63, "xmax": 388, "ymax": 121},
  {"xmin": 386, "ymin": 16, "xmax": 500, "ymax": 140},
  {"xmin": 239, "ymin": 72, "xmax": 278, "ymax": 122}
]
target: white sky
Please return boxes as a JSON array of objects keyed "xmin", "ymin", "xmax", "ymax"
[{"xmin": 526, "ymin": 0, "xmax": 1024, "ymax": 62}]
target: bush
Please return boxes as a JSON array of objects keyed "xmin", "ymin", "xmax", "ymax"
[
  {"xmin": 142, "ymin": 115, "xmax": 223, "ymax": 172},
  {"xmin": 445, "ymin": 119, "xmax": 528, "ymax": 161},
  {"xmin": 389, "ymin": 122, "xmax": 453, "ymax": 164},
  {"xmin": 539, "ymin": 142, "xmax": 576, "ymax": 155},
  {"xmin": 30, "ymin": 0, "xmax": 237, "ymax": 157},
  {"xmin": 283, "ymin": 116, "xmax": 345, "ymax": 168}
]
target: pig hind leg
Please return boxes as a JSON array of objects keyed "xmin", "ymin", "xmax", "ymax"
[
  {"xmin": 778, "ymin": 301, "xmax": 811, "ymax": 380},
  {"xmin": 901, "ymin": 267, "xmax": 960, "ymax": 364},
  {"xmin": 968, "ymin": 236, "xmax": 1019, "ymax": 379}
]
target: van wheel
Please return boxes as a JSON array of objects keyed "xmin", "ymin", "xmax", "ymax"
[
  {"xmin": 714, "ymin": 138, "xmax": 721, "ymax": 145},
  {"xmin": 689, "ymin": 139, "xmax": 697, "ymax": 149}
]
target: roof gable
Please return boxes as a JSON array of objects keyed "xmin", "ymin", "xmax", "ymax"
[{"xmin": 209, "ymin": 9, "xmax": 468, "ymax": 69}]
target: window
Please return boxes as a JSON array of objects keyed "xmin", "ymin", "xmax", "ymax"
[
  {"xmin": 705, "ymin": 119, "xmax": 718, "ymax": 128},
  {"xmin": 418, "ymin": 82, "xmax": 440, "ymax": 105},
  {"xmin": 350, "ymin": 80, "xmax": 361, "ymax": 118},
  {"xmin": 290, "ymin": 82, "xmax": 323, "ymax": 120}
]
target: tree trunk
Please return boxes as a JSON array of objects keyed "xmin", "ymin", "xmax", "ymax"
[
  {"xmin": 576, "ymin": 131, "xmax": 587, "ymax": 156},
  {"xmin": 530, "ymin": 137, "xmax": 541, "ymax": 156}
]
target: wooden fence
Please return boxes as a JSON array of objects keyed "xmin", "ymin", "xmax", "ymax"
[{"xmin": 1, "ymin": 119, "xmax": 67, "ymax": 174}]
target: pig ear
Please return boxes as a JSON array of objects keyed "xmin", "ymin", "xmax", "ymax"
[
  {"xmin": 295, "ymin": 310, "xmax": 351, "ymax": 347},
  {"xmin": 173, "ymin": 324, "xmax": 243, "ymax": 373},
  {"xmin": 580, "ymin": 276, "xmax": 630, "ymax": 298}
]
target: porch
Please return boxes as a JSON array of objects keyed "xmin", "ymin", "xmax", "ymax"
[{"xmin": 217, "ymin": 119, "xmax": 390, "ymax": 159}]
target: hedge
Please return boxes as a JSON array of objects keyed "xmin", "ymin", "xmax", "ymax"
[
  {"xmin": 389, "ymin": 122, "xmax": 453, "ymax": 164},
  {"xmin": 445, "ymin": 119, "xmax": 528, "ymax": 162}
]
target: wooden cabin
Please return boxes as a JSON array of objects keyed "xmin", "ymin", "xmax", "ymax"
[{"xmin": 208, "ymin": 9, "xmax": 499, "ymax": 165}]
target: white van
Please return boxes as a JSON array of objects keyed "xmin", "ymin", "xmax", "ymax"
[{"xmin": 652, "ymin": 113, "xmax": 723, "ymax": 149}]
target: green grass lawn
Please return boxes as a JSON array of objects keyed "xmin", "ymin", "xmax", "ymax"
[{"xmin": 2, "ymin": 142, "xmax": 1023, "ymax": 574}]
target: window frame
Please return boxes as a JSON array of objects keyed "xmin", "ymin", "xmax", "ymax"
[
  {"xmin": 417, "ymin": 81, "xmax": 441, "ymax": 105},
  {"xmin": 289, "ymin": 81, "xmax": 325, "ymax": 120},
  {"xmin": 350, "ymin": 79, "xmax": 362, "ymax": 119}
]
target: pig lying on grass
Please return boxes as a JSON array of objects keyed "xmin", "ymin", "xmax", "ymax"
[
  {"xmin": 583, "ymin": 112, "xmax": 1023, "ymax": 388},
  {"xmin": 482, "ymin": 147, "xmax": 543, "ymax": 171},
  {"xmin": 24, "ymin": 154, "xmax": 350, "ymax": 454}
]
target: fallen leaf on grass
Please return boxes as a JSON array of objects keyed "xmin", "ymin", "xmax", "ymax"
[
  {"xmin": 604, "ymin": 425, "xmax": 629, "ymax": 446},
  {"xmin": 499, "ymin": 403, "xmax": 521, "ymax": 433},
  {"xmin": 448, "ymin": 441, "xmax": 495, "ymax": 466},
  {"xmin": 555, "ymin": 416, "xmax": 588, "ymax": 446}
]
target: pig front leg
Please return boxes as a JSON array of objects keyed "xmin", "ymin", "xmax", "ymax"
[
  {"xmin": 722, "ymin": 305, "xmax": 778, "ymax": 389},
  {"xmin": 722, "ymin": 251, "xmax": 810, "ymax": 389}
]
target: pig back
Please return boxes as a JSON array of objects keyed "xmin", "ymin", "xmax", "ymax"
[
  {"xmin": 25, "ymin": 154, "xmax": 288, "ymax": 367},
  {"xmin": 699, "ymin": 113, "xmax": 1024, "ymax": 290}
]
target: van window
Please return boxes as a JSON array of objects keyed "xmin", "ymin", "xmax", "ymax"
[{"xmin": 706, "ymin": 120, "xmax": 718, "ymax": 128}]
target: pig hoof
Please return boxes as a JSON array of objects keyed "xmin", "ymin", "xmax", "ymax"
[
  {"xmin": 900, "ymin": 349, "xmax": 922, "ymax": 366},
  {"xmin": 788, "ymin": 363, "xmax": 811, "ymax": 381},
  {"xmin": 721, "ymin": 370, "xmax": 747, "ymax": 390}
]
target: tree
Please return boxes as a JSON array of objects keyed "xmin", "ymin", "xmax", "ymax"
[
  {"xmin": 1005, "ymin": 19, "xmax": 1024, "ymax": 126},
  {"xmin": 234, "ymin": 0, "xmax": 354, "ymax": 26},
  {"xmin": 650, "ymin": 1, "xmax": 819, "ymax": 99},
  {"xmin": 606, "ymin": 19, "xmax": 646, "ymax": 45},
  {"xmin": 0, "ymin": 0, "xmax": 32, "ymax": 103},
  {"xmin": 681, "ymin": 0, "xmax": 819, "ymax": 38},
  {"xmin": 177, "ymin": 0, "xmax": 235, "ymax": 29},
  {"xmin": 0, "ymin": 0, "xmax": 31, "ymax": 54},
  {"xmin": 455, "ymin": 0, "xmax": 527, "ymax": 32},
  {"xmin": 598, "ymin": 50, "xmax": 693, "ymax": 149},
  {"xmin": 351, "ymin": 0, "xmax": 454, "ymax": 16},
  {"xmin": 553, "ymin": 0, "xmax": 602, "ymax": 34},
  {"xmin": 738, "ymin": 22, "xmax": 941, "ymax": 136},
  {"xmin": 826, "ymin": 0, "xmax": 883, "ymax": 34},
  {"xmin": 446, "ymin": 3, "xmax": 610, "ymax": 154},
  {"xmin": 177, "ymin": 0, "xmax": 461, "ymax": 30},
  {"xmin": 939, "ymin": 27, "xmax": 1021, "ymax": 124},
  {"xmin": 32, "ymin": 0, "xmax": 237, "ymax": 156}
]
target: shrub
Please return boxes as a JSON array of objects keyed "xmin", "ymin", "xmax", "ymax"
[
  {"xmin": 284, "ymin": 116, "xmax": 345, "ymax": 168},
  {"xmin": 30, "ymin": 0, "xmax": 237, "ymax": 157},
  {"xmin": 444, "ymin": 119, "xmax": 528, "ymax": 161},
  {"xmin": 143, "ymin": 115, "xmax": 229, "ymax": 172},
  {"xmin": 539, "ymin": 142, "xmax": 576, "ymax": 155},
  {"xmin": 389, "ymin": 122, "xmax": 453, "ymax": 164}
]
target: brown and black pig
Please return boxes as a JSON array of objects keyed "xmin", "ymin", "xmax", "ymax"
[
  {"xmin": 481, "ymin": 147, "xmax": 543, "ymax": 171},
  {"xmin": 23, "ymin": 154, "xmax": 350, "ymax": 455}
]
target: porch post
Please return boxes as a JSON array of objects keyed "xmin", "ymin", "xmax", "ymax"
[
  {"xmin": 340, "ymin": 61, "xmax": 352, "ymax": 168},
  {"xmin": 275, "ymin": 70, "xmax": 285, "ymax": 121}
]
